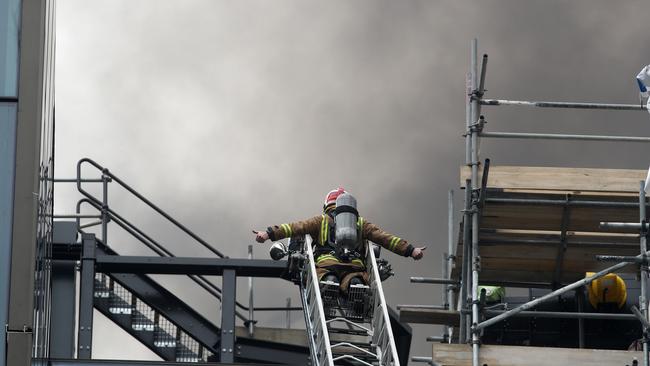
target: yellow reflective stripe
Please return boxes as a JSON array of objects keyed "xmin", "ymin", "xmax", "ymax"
[
  {"xmin": 357, "ymin": 217, "xmax": 364, "ymax": 229},
  {"xmin": 320, "ymin": 215, "xmax": 327, "ymax": 245},
  {"xmin": 389, "ymin": 237, "xmax": 401, "ymax": 251},
  {"xmin": 316, "ymin": 254, "xmax": 339, "ymax": 263},
  {"xmin": 281, "ymin": 223, "xmax": 292, "ymax": 238},
  {"xmin": 351, "ymin": 258, "xmax": 365, "ymax": 267}
]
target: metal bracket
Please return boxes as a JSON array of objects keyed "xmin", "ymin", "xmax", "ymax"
[
  {"xmin": 468, "ymin": 116, "xmax": 487, "ymax": 133},
  {"xmin": 473, "ymin": 255, "xmax": 481, "ymax": 271},
  {"xmin": 469, "ymin": 325, "xmax": 483, "ymax": 341}
]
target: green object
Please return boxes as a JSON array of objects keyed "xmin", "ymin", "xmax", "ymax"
[{"xmin": 478, "ymin": 286, "xmax": 505, "ymax": 303}]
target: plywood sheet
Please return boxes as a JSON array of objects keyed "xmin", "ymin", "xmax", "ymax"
[
  {"xmin": 432, "ymin": 343, "xmax": 642, "ymax": 366},
  {"xmin": 460, "ymin": 166, "xmax": 646, "ymax": 194},
  {"xmin": 399, "ymin": 307, "xmax": 460, "ymax": 326}
]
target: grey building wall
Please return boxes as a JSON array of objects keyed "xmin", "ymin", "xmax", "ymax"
[
  {"xmin": 0, "ymin": 0, "xmax": 21, "ymax": 365},
  {"xmin": 6, "ymin": 0, "xmax": 55, "ymax": 365}
]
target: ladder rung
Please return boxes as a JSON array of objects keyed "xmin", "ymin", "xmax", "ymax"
[{"xmin": 327, "ymin": 327, "xmax": 370, "ymax": 336}]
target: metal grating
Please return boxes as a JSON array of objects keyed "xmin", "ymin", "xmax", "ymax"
[
  {"xmin": 345, "ymin": 284, "xmax": 371, "ymax": 321},
  {"xmin": 132, "ymin": 298, "xmax": 155, "ymax": 331},
  {"xmin": 109, "ymin": 281, "xmax": 133, "ymax": 315},
  {"xmin": 94, "ymin": 273, "xmax": 110, "ymax": 298},
  {"xmin": 154, "ymin": 315, "xmax": 177, "ymax": 348}
]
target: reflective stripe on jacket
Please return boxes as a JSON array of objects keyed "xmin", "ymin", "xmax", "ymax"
[{"xmin": 266, "ymin": 214, "xmax": 414, "ymax": 258}]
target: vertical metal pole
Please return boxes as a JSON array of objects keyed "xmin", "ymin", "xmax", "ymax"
[
  {"xmin": 221, "ymin": 269, "xmax": 236, "ymax": 363},
  {"xmin": 640, "ymin": 181, "xmax": 649, "ymax": 366},
  {"xmin": 286, "ymin": 297, "xmax": 291, "ymax": 329},
  {"xmin": 576, "ymin": 288, "xmax": 585, "ymax": 349},
  {"xmin": 101, "ymin": 169, "xmax": 108, "ymax": 244},
  {"xmin": 78, "ymin": 233, "xmax": 96, "ymax": 359},
  {"xmin": 247, "ymin": 245, "xmax": 254, "ymax": 337},
  {"xmin": 470, "ymin": 38, "xmax": 481, "ymax": 366},
  {"xmin": 442, "ymin": 254, "xmax": 449, "ymax": 309},
  {"xmin": 448, "ymin": 190, "xmax": 455, "ymax": 343},
  {"xmin": 460, "ymin": 180, "xmax": 471, "ymax": 344}
]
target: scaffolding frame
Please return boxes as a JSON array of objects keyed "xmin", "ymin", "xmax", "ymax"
[{"xmin": 459, "ymin": 38, "xmax": 650, "ymax": 366}]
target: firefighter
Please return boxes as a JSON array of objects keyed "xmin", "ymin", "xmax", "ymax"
[{"xmin": 253, "ymin": 187, "xmax": 426, "ymax": 292}]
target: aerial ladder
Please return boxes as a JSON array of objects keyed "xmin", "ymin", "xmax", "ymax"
[{"xmin": 279, "ymin": 235, "xmax": 400, "ymax": 366}]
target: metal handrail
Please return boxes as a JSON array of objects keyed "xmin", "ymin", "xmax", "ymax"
[
  {"xmin": 76, "ymin": 198, "xmax": 249, "ymax": 320},
  {"xmin": 73, "ymin": 168, "xmax": 296, "ymax": 314},
  {"xmin": 76, "ymin": 157, "xmax": 225, "ymax": 258}
]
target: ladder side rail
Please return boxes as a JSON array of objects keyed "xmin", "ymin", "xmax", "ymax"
[
  {"xmin": 367, "ymin": 243, "xmax": 400, "ymax": 366},
  {"xmin": 301, "ymin": 235, "xmax": 334, "ymax": 366}
]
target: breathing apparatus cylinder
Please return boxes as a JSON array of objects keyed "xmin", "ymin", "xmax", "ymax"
[{"xmin": 334, "ymin": 193, "xmax": 359, "ymax": 258}]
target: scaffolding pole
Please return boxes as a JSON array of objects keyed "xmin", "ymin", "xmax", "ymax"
[
  {"xmin": 480, "ymin": 99, "xmax": 647, "ymax": 111},
  {"xmin": 469, "ymin": 37, "xmax": 481, "ymax": 366},
  {"xmin": 459, "ymin": 180, "xmax": 471, "ymax": 344},
  {"xmin": 480, "ymin": 131, "xmax": 650, "ymax": 143},
  {"xmin": 639, "ymin": 181, "xmax": 649, "ymax": 366},
  {"xmin": 447, "ymin": 190, "xmax": 455, "ymax": 343}
]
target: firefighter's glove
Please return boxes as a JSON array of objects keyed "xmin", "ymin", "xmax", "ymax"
[
  {"xmin": 411, "ymin": 246, "xmax": 427, "ymax": 260},
  {"xmin": 252, "ymin": 230, "xmax": 269, "ymax": 243}
]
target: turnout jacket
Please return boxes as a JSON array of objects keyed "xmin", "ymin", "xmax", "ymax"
[{"xmin": 266, "ymin": 214, "xmax": 415, "ymax": 262}]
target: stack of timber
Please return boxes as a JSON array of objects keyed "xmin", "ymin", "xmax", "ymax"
[{"xmin": 454, "ymin": 165, "xmax": 646, "ymax": 286}]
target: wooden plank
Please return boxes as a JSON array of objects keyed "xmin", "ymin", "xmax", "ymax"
[
  {"xmin": 460, "ymin": 166, "xmax": 646, "ymax": 194},
  {"xmin": 432, "ymin": 343, "xmax": 642, "ymax": 366},
  {"xmin": 399, "ymin": 307, "xmax": 460, "ymax": 326},
  {"xmin": 481, "ymin": 204, "xmax": 638, "ymax": 232},
  {"xmin": 452, "ymin": 228, "xmax": 640, "ymax": 284}
]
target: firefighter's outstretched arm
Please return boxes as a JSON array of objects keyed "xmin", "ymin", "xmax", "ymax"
[
  {"xmin": 253, "ymin": 215, "xmax": 323, "ymax": 244},
  {"xmin": 362, "ymin": 220, "xmax": 426, "ymax": 260}
]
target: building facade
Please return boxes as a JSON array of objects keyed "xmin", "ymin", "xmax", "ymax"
[{"xmin": 1, "ymin": 0, "xmax": 55, "ymax": 365}]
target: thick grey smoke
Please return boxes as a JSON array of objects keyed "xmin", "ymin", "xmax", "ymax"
[{"xmin": 55, "ymin": 0, "xmax": 650, "ymax": 361}]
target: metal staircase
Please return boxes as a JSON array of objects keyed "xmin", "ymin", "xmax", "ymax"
[
  {"xmin": 92, "ymin": 247, "xmax": 217, "ymax": 362},
  {"xmin": 299, "ymin": 236, "xmax": 400, "ymax": 366},
  {"xmin": 64, "ymin": 158, "xmax": 310, "ymax": 364}
]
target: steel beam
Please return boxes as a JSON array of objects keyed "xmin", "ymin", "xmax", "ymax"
[
  {"xmin": 50, "ymin": 260, "xmax": 76, "ymax": 358},
  {"xmin": 78, "ymin": 233, "xmax": 96, "ymax": 359},
  {"xmin": 44, "ymin": 360, "xmax": 263, "ymax": 366},
  {"xmin": 95, "ymin": 255, "xmax": 288, "ymax": 277},
  {"xmin": 220, "ymin": 269, "xmax": 236, "ymax": 363}
]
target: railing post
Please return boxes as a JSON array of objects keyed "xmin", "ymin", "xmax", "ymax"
[
  {"xmin": 247, "ymin": 245, "xmax": 254, "ymax": 337},
  {"xmin": 78, "ymin": 233, "xmax": 96, "ymax": 359},
  {"xmin": 101, "ymin": 168, "xmax": 109, "ymax": 244},
  {"xmin": 221, "ymin": 269, "xmax": 236, "ymax": 363},
  {"xmin": 447, "ymin": 189, "xmax": 455, "ymax": 343}
]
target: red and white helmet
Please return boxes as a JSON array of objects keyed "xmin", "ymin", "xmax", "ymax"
[{"xmin": 323, "ymin": 187, "xmax": 346, "ymax": 213}]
